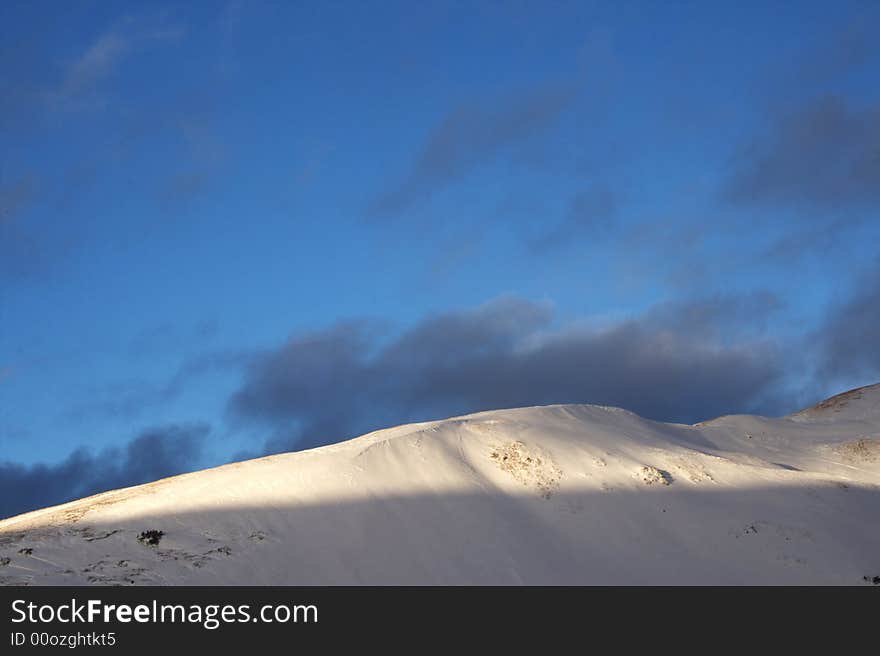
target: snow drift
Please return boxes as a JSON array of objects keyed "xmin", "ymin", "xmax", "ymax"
[{"xmin": 2, "ymin": 384, "xmax": 879, "ymax": 585}]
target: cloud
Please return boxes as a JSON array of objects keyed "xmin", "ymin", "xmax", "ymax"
[
  {"xmin": 368, "ymin": 81, "xmax": 582, "ymax": 218},
  {"xmin": 229, "ymin": 295, "xmax": 785, "ymax": 454},
  {"xmin": 793, "ymin": 14, "xmax": 880, "ymax": 87},
  {"xmin": 528, "ymin": 186, "xmax": 616, "ymax": 253},
  {"xmin": 62, "ymin": 32, "xmax": 129, "ymax": 97},
  {"xmin": 724, "ymin": 95, "xmax": 880, "ymax": 212},
  {"xmin": 128, "ymin": 319, "xmax": 220, "ymax": 356},
  {"xmin": 0, "ymin": 423, "xmax": 208, "ymax": 519},
  {"xmin": 761, "ymin": 215, "xmax": 857, "ymax": 263},
  {"xmin": 639, "ymin": 292, "xmax": 783, "ymax": 342},
  {"xmin": 817, "ymin": 261, "xmax": 880, "ymax": 383},
  {"xmin": 54, "ymin": 18, "xmax": 185, "ymax": 108},
  {"xmin": 67, "ymin": 347, "xmax": 253, "ymax": 422}
]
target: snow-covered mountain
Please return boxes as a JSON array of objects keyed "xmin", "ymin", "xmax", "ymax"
[{"xmin": 2, "ymin": 384, "xmax": 879, "ymax": 585}]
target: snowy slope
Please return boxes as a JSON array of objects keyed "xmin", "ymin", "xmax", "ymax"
[{"xmin": 2, "ymin": 385, "xmax": 879, "ymax": 585}]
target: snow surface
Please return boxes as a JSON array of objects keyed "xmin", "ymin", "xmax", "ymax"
[{"xmin": 2, "ymin": 384, "xmax": 879, "ymax": 585}]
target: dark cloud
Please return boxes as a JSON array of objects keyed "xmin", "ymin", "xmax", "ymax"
[
  {"xmin": 228, "ymin": 321, "xmax": 378, "ymax": 441},
  {"xmin": 229, "ymin": 296, "xmax": 785, "ymax": 454},
  {"xmin": 818, "ymin": 262, "xmax": 880, "ymax": 382},
  {"xmin": 639, "ymin": 292, "xmax": 783, "ymax": 342},
  {"xmin": 0, "ymin": 423, "xmax": 208, "ymax": 519},
  {"xmin": 368, "ymin": 81, "xmax": 582, "ymax": 218},
  {"xmin": 725, "ymin": 95, "xmax": 880, "ymax": 212},
  {"xmin": 66, "ymin": 380, "xmax": 180, "ymax": 422},
  {"xmin": 761, "ymin": 215, "xmax": 859, "ymax": 264},
  {"xmin": 128, "ymin": 319, "xmax": 220, "ymax": 357},
  {"xmin": 528, "ymin": 186, "xmax": 616, "ymax": 253},
  {"xmin": 792, "ymin": 14, "xmax": 880, "ymax": 87},
  {"xmin": 68, "ymin": 347, "xmax": 253, "ymax": 422}
]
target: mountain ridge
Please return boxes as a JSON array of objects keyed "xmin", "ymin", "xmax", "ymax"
[{"xmin": 1, "ymin": 385, "xmax": 878, "ymax": 585}]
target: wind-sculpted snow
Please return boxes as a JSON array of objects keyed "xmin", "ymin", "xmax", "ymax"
[{"xmin": 1, "ymin": 387, "xmax": 879, "ymax": 585}]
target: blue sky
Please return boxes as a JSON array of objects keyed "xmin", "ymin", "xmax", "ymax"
[{"xmin": 2, "ymin": 1, "xmax": 879, "ymax": 517}]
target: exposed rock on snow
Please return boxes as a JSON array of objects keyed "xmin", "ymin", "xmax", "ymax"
[
  {"xmin": 638, "ymin": 465, "xmax": 672, "ymax": 486},
  {"xmin": 489, "ymin": 440, "xmax": 562, "ymax": 498},
  {"xmin": 835, "ymin": 437, "xmax": 880, "ymax": 463}
]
